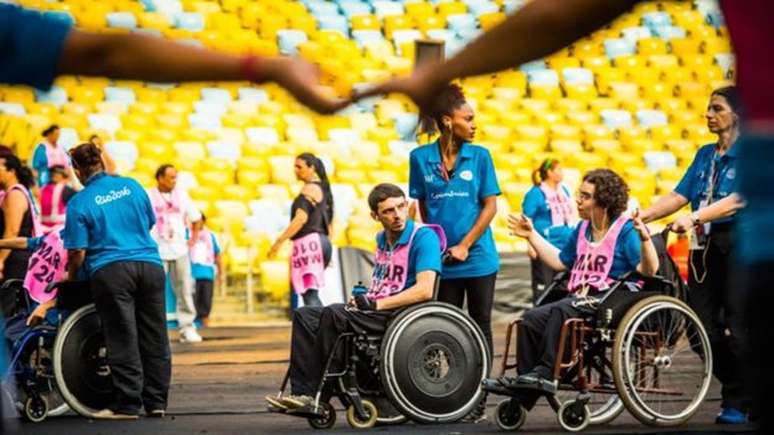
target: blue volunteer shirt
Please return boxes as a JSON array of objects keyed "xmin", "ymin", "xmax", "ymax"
[
  {"xmin": 0, "ymin": 4, "xmax": 72, "ymax": 90},
  {"xmin": 188, "ymin": 230, "xmax": 221, "ymax": 281},
  {"xmin": 375, "ymin": 220, "xmax": 442, "ymax": 290},
  {"xmin": 674, "ymin": 143, "xmax": 738, "ymax": 225},
  {"xmin": 522, "ymin": 184, "xmax": 574, "ymax": 249},
  {"xmin": 409, "ymin": 140, "xmax": 501, "ymax": 279},
  {"xmin": 63, "ymin": 173, "xmax": 162, "ymax": 276},
  {"xmin": 559, "ymin": 220, "xmax": 642, "ymax": 280}
]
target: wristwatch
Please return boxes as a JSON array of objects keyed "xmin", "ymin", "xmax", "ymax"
[{"xmin": 691, "ymin": 210, "xmax": 701, "ymax": 226}]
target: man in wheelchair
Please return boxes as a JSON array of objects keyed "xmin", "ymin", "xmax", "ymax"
[
  {"xmin": 503, "ymin": 169, "xmax": 658, "ymax": 404},
  {"xmin": 266, "ymin": 183, "xmax": 446, "ymax": 412}
]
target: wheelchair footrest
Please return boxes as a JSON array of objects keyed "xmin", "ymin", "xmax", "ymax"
[{"xmin": 483, "ymin": 376, "xmax": 558, "ymax": 396}]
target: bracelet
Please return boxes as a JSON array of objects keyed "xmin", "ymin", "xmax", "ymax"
[{"xmin": 240, "ymin": 55, "xmax": 264, "ymax": 83}]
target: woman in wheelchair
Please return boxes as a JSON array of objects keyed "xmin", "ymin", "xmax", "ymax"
[
  {"xmin": 503, "ymin": 169, "xmax": 658, "ymax": 402},
  {"xmin": 266, "ymin": 183, "xmax": 445, "ymax": 412}
]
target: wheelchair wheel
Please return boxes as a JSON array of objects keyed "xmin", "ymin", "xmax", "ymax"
[
  {"xmin": 371, "ymin": 397, "xmax": 407, "ymax": 426},
  {"xmin": 346, "ymin": 399, "xmax": 378, "ymax": 429},
  {"xmin": 53, "ymin": 304, "xmax": 114, "ymax": 418},
  {"xmin": 380, "ymin": 302, "xmax": 490, "ymax": 424},
  {"xmin": 557, "ymin": 399, "xmax": 590, "ymax": 432},
  {"xmin": 307, "ymin": 402, "xmax": 336, "ymax": 430},
  {"xmin": 494, "ymin": 399, "xmax": 526, "ymax": 431},
  {"xmin": 23, "ymin": 396, "xmax": 48, "ymax": 422},
  {"xmin": 557, "ymin": 347, "xmax": 624, "ymax": 425},
  {"xmin": 612, "ymin": 295, "xmax": 712, "ymax": 426},
  {"xmin": 15, "ymin": 330, "xmax": 70, "ymax": 418}
]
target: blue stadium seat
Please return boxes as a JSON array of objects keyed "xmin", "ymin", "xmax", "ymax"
[
  {"xmin": 562, "ymin": 67, "xmax": 594, "ymax": 86},
  {"xmin": 352, "ymin": 29, "xmax": 384, "ymax": 47},
  {"xmin": 653, "ymin": 25, "xmax": 686, "ymax": 40},
  {"xmin": 621, "ymin": 26, "xmax": 652, "ymax": 42},
  {"xmin": 317, "ymin": 14, "xmax": 349, "ymax": 34},
  {"xmin": 88, "ymin": 114, "xmax": 122, "ymax": 134},
  {"xmin": 714, "ymin": 53, "xmax": 734, "ymax": 76},
  {"xmin": 503, "ymin": 0, "xmax": 527, "ymax": 14},
  {"xmin": 201, "ymin": 87, "xmax": 232, "ymax": 104},
  {"xmin": 188, "ymin": 112, "xmax": 222, "ymax": 130},
  {"xmin": 174, "ymin": 12, "xmax": 205, "ymax": 31},
  {"xmin": 464, "ymin": 0, "xmax": 499, "ymax": 17},
  {"xmin": 0, "ymin": 103, "xmax": 26, "ymax": 116},
  {"xmin": 35, "ymin": 86, "xmax": 68, "ymax": 106},
  {"xmin": 372, "ymin": 1, "xmax": 403, "ymax": 17},
  {"xmin": 207, "ymin": 140, "xmax": 241, "ymax": 161},
  {"xmin": 238, "ymin": 88, "xmax": 269, "ymax": 104},
  {"xmin": 600, "ymin": 109, "xmax": 633, "ymax": 129},
  {"xmin": 393, "ymin": 112, "xmax": 418, "ymax": 141},
  {"xmin": 194, "ymin": 101, "xmax": 228, "ymax": 117},
  {"xmin": 339, "ymin": 1, "xmax": 372, "ymax": 18},
  {"xmin": 527, "ymin": 69, "xmax": 559, "ymax": 86},
  {"xmin": 636, "ymin": 109, "xmax": 668, "ymax": 128},
  {"xmin": 277, "ymin": 29, "xmax": 309, "ymax": 56},
  {"xmin": 519, "ymin": 59, "xmax": 546, "ymax": 72},
  {"xmin": 104, "ymin": 87, "xmax": 137, "ymax": 104},
  {"xmin": 106, "ymin": 12, "xmax": 137, "ymax": 29},
  {"xmin": 447, "ymin": 13, "xmax": 477, "ymax": 35},
  {"xmin": 642, "ymin": 11, "xmax": 671, "ymax": 30},
  {"xmin": 604, "ymin": 38, "xmax": 636, "ymax": 59},
  {"xmin": 644, "ymin": 151, "xmax": 677, "ymax": 173}
]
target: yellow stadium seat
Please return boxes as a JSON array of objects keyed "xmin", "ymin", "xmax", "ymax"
[
  {"xmin": 134, "ymin": 157, "xmax": 163, "ymax": 176},
  {"xmin": 564, "ymin": 84, "xmax": 597, "ymax": 101},
  {"xmin": 637, "ymin": 38, "xmax": 667, "ymax": 55},
  {"xmin": 547, "ymin": 57, "xmax": 580, "ymax": 71},
  {"xmin": 529, "ymin": 84, "xmax": 562, "ymax": 101},
  {"xmin": 258, "ymin": 184, "xmax": 291, "ymax": 202},
  {"xmin": 350, "ymin": 14, "xmax": 380, "ymax": 31},
  {"xmin": 669, "ymin": 38, "xmax": 701, "ymax": 55},
  {"xmin": 674, "ymin": 81, "xmax": 709, "ymax": 100},
  {"xmin": 618, "ymin": 126, "xmax": 647, "ymax": 148},
  {"xmin": 259, "ymin": 259, "xmax": 290, "ymax": 301},
  {"xmin": 70, "ymin": 86, "xmax": 104, "ymax": 104},
  {"xmin": 589, "ymin": 139, "xmax": 621, "ymax": 153},
  {"xmin": 648, "ymin": 54, "xmax": 679, "ymax": 70},
  {"xmin": 479, "ymin": 12, "xmax": 505, "ymax": 31},
  {"xmin": 237, "ymin": 170, "xmax": 270, "ymax": 190},
  {"xmin": 138, "ymin": 12, "xmax": 170, "ymax": 30},
  {"xmin": 608, "ymin": 82, "xmax": 640, "ymax": 100},
  {"xmin": 565, "ymin": 111, "xmax": 596, "ymax": 126},
  {"xmin": 514, "ymin": 125, "xmax": 548, "ymax": 146},
  {"xmin": 550, "ymin": 140, "xmax": 583, "ymax": 155},
  {"xmin": 436, "ymin": 2, "xmax": 466, "ymax": 18},
  {"xmin": 550, "ymin": 124, "xmax": 581, "ymax": 141},
  {"xmin": 641, "ymin": 82, "xmax": 672, "ymax": 100},
  {"xmin": 680, "ymin": 54, "xmax": 713, "ymax": 70},
  {"xmin": 383, "ymin": 15, "xmax": 413, "ymax": 38},
  {"xmin": 574, "ymin": 40, "xmax": 603, "ymax": 59},
  {"xmin": 650, "ymin": 125, "xmax": 682, "ymax": 143}
]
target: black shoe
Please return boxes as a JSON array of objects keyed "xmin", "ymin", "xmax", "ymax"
[{"xmin": 146, "ymin": 409, "xmax": 165, "ymax": 418}]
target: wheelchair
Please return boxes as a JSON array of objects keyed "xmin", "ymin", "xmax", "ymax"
[
  {"xmin": 1, "ymin": 279, "xmax": 69, "ymax": 422},
  {"xmin": 268, "ymin": 280, "xmax": 491, "ymax": 429},
  {"xmin": 485, "ymin": 233, "xmax": 713, "ymax": 432}
]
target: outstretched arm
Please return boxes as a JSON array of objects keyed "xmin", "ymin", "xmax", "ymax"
[{"xmin": 58, "ymin": 30, "xmax": 347, "ymax": 114}]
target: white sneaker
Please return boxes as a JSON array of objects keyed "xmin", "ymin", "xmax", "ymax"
[{"xmin": 179, "ymin": 327, "xmax": 203, "ymax": 343}]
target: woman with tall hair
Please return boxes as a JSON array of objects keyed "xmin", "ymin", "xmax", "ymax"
[
  {"xmin": 407, "ymin": 83, "xmax": 500, "ymax": 422},
  {"xmin": 0, "ymin": 154, "xmax": 40, "ymax": 282},
  {"xmin": 268, "ymin": 153, "xmax": 334, "ymax": 308},
  {"xmin": 31, "ymin": 124, "xmax": 70, "ymax": 188},
  {"xmin": 522, "ymin": 158, "xmax": 576, "ymax": 301}
]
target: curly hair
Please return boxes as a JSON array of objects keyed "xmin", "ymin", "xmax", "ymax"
[
  {"xmin": 582, "ymin": 169, "xmax": 629, "ymax": 222},
  {"xmin": 417, "ymin": 83, "xmax": 467, "ymax": 137}
]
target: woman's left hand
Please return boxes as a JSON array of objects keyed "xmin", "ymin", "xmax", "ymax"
[
  {"xmin": 448, "ymin": 244, "xmax": 469, "ymax": 262},
  {"xmin": 26, "ymin": 304, "xmax": 50, "ymax": 327},
  {"xmin": 632, "ymin": 210, "xmax": 651, "ymax": 242},
  {"xmin": 267, "ymin": 242, "xmax": 281, "ymax": 259}
]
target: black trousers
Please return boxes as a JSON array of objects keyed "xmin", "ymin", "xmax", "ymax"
[
  {"xmin": 91, "ymin": 261, "xmax": 171, "ymax": 414},
  {"xmin": 194, "ymin": 279, "xmax": 214, "ymax": 319},
  {"xmin": 515, "ymin": 296, "xmax": 596, "ymax": 409},
  {"xmin": 687, "ymin": 227, "xmax": 746, "ymax": 410},
  {"xmin": 438, "ymin": 273, "xmax": 497, "ymax": 357},
  {"xmin": 530, "ymin": 258, "xmax": 556, "ymax": 302},
  {"xmin": 289, "ymin": 304, "xmax": 391, "ymax": 396},
  {"xmin": 740, "ymin": 260, "xmax": 774, "ymax": 428}
]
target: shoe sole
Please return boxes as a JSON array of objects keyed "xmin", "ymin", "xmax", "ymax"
[
  {"xmin": 266, "ymin": 397, "xmax": 287, "ymax": 410},
  {"xmin": 281, "ymin": 398, "xmax": 311, "ymax": 409}
]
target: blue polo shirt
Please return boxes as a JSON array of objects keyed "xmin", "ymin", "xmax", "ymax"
[
  {"xmin": 674, "ymin": 143, "xmax": 738, "ymax": 225},
  {"xmin": 0, "ymin": 4, "xmax": 72, "ymax": 90},
  {"xmin": 63, "ymin": 173, "xmax": 162, "ymax": 276},
  {"xmin": 375, "ymin": 220, "xmax": 442, "ymax": 290},
  {"xmin": 522, "ymin": 184, "xmax": 574, "ymax": 248},
  {"xmin": 559, "ymin": 220, "xmax": 642, "ymax": 280},
  {"xmin": 409, "ymin": 141, "xmax": 501, "ymax": 279}
]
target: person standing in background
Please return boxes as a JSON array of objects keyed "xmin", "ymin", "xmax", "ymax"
[
  {"xmin": 31, "ymin": 125, "xmax": 70, "ymax": 188},
  {"xmin": 148, "ymin": 164, "xmax": 202, "ymax": 344},
  {"xmin": 407, "ymin": 84, "xmax": 500, "ymax": 423},
  {"xmin": 521, "ymin": 158, "xmax": 576, "ymax": 301},
  {"xmin": 189, "ymin": 215, "xmax": 223, "ymax": 327},
  {"xmin": 39, "ymin": 165, "xmax": 77, "ymax": 231},
  {"xmin": 0, "ymin": 155, "xmax": 40, "ymax": 282},
  {"xmin": 268, "ymin": 153, "xmax": 334, "ymax": 308}
]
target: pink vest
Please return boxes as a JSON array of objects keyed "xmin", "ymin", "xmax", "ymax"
[
  {"xmin": 540, "ymin": 183, "xmax": 576, "ymax": 227},
  {"xmin": 190, "ymin": 228, "xmax": 216, "ymax": 266},
  {"xmin": 567, "ymin": 215, "xmax": 629, "ymax": 294},
  {"xmin": 44, "ymin": 142, "xmax": 70, "ymax": 169},
  {"xmin": 367, "ymin": 224, "xmax": 447, "ymax": 301},
  {"xmin": 24, "ymin": 227, "xmax": 67, "ymax": 304},
  {"xmin": 149, "ymin": 188, "xmax": 183, "ymax": 241},
  {"xmin": 40, "ymin": 183, "xmax": 66, "ymax": 229},
  {"xmin": 6, "ymin": 184, "xmax": 43, "ymax": 237},
  {"xmin": 290, "ymin": 233, "xmax": 327, "ymax": 295}
]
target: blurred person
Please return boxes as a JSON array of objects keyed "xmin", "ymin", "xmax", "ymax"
[
  {"xmin": 522, "ymin": 158, "xmax": 576, "ymax": 301},
  {"xmin": 39, "ymin": 165, "xmax": 77, "ymax": 231},
  {"xmin": 189, "ymin": 215, "xmax": 223, "ymax": 327},
  {"xmin": 89, "ymin": 134, "xmax": 118, "ymax": 175},
  {"xmin": 31, "ymin": 124, "xmax": 70, "ymax": 188},
  {"xmin": 63, "ymin": 142, "xmax": 168, "ymax": 419},
  {"xmin": 0, "ymin": 3, "xmax": 347, "ymax": 114},
  {"xmin": 268, "ymin": 153, "xmax": 334, "ymax": 308},
  {"xmin": 148, "ymin": 164, "xmax": 202, "ymax": 343}
]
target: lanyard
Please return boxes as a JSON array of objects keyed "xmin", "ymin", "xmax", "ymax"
[{"xmin": 703, "ymin": 151, "xmax": 723, "ymax": 206}]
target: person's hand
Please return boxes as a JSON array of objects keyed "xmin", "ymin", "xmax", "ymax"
[
  {"xmin": 507, "ymin": 214, "xmax": 534, "ymax": 239},
  {"xmin": 353, "ymin": 294, "xmax": 376, "ymax": 311},
  {"xmin": 267, "ymin": 241, "xmax": 281, "ymax": 259},
  {"xmin": 447, "ymin": 244, "xmax": 469, "ymax": 262},
  {"xmin": 352, "ymin": 62, "xmax": 444, "ymax": 115},
  {"xmin": 631, "ymin": 209, "xmax": 651, "ymax": 242},
  {"xmin": 670, "ymin": 215, "xmax": 694, "ymax": 234},
  {"xmin": 263, "ymin": 57, "xmax": 350, "ymax": 115},
  {"xmin": 26, "ymin": 303, "xmax": 50, "ymax": 327}
]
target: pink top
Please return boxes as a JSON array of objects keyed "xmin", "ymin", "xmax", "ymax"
[{"xmin": 567, "ymin": 215, "xmax": 629, "ymax": 294}]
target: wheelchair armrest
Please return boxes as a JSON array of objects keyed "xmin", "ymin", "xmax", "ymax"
[
  {"xmin": 535, "ymin": 271, "xmax": 570, "ymax": 307},
  {"xmin": 0, "ymin": 279, "xmax": 24, "ymax": 291}
]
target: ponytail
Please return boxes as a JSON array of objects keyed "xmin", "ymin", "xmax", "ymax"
[
  {"xmin": 533, "ymin": 158, "xmax": 559, "ymax": 186},
  {"xmin": 0, "ymin": 155, "xmax": 35, "ymax": 189},
  {"xmin": 415, "ymin": 83, "xmax": 466, "ymax": 140}
]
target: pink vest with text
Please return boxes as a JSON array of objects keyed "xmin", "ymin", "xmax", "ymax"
[
  {"xmin": 149, "ymin": 188, "xmax": 183, "ymax": 241},
  {"xmin": 567, "ymin": 215, "xmax": 629, "ymax": 293},
  {"xmin": 539, "ymin": 183, "xmax": 576, "ymax": 227},
  {"xmin": 290, "ymin": 233, "xmax": 327, "ymax": 295},
  {"xmin": 24, "ymin": 228, "xmax": 67, "ymax": 303},
  {"xmin": 367, "ymin": 224, "xmax": 447, "ymax": 301}
]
